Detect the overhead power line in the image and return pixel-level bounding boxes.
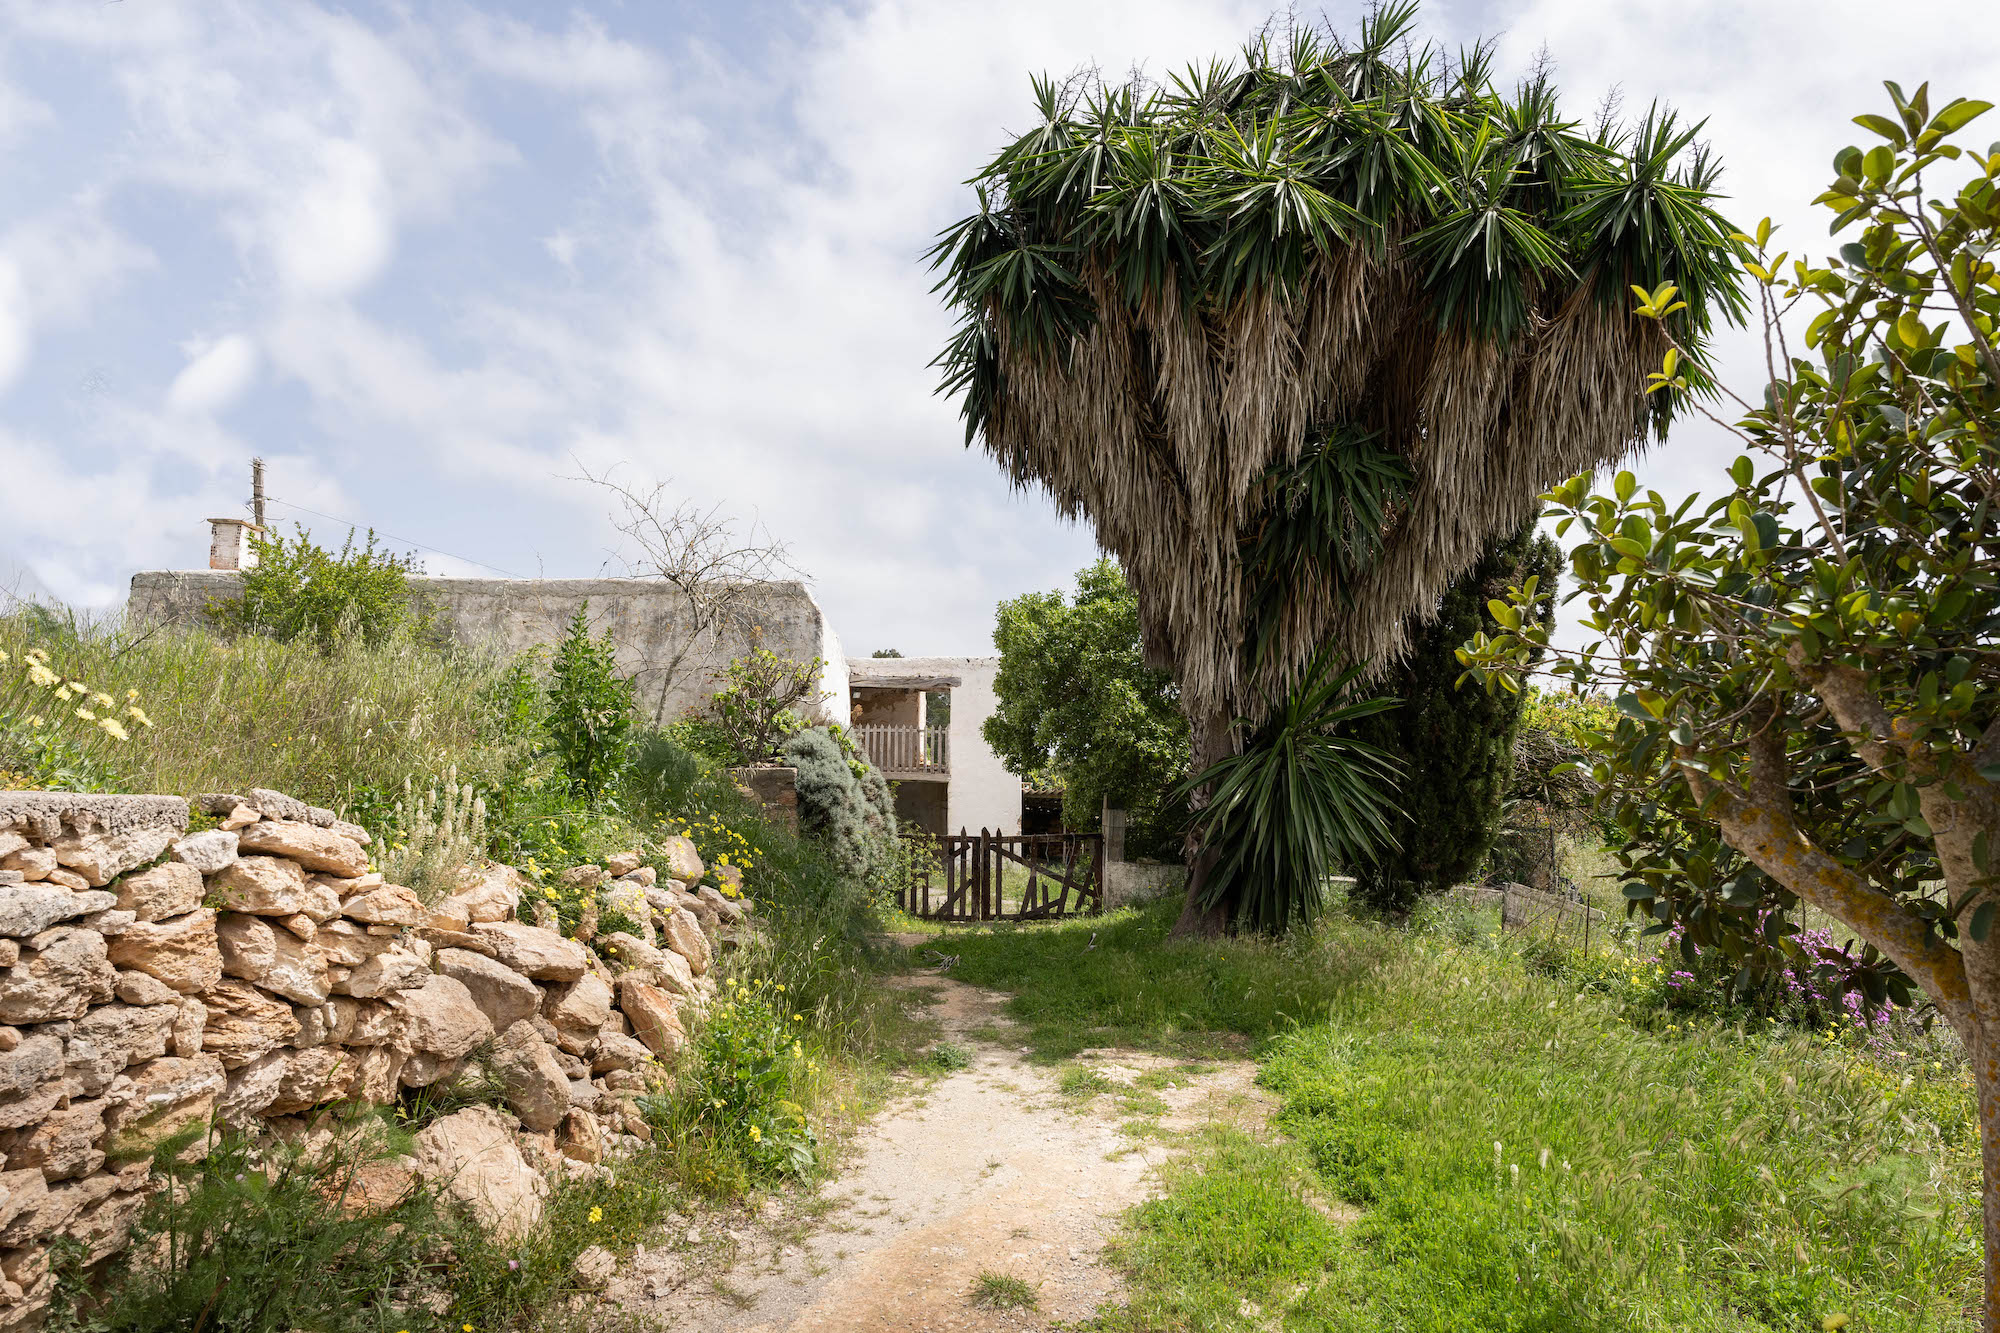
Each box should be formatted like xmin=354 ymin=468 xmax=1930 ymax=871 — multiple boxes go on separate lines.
xmin=261 ymin=494 xmax=523 ymax=579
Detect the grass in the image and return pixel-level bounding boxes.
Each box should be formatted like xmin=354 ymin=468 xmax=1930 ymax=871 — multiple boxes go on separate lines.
xmin=944 ymin=898 xmax=1981 ymax=1332
xmin=1057 ymin=1066 xmax=1115 ymax=1099
xmin=0 ymin=610 xmax=524 ymax=814
xmin=921 ymin=1041 xmax=972 ymax=1074
xmin=968 ymin=1271 xmax=1040 ymax=1310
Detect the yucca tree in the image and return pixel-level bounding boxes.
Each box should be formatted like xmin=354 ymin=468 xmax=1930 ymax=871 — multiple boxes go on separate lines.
xmin=931 ymin=5 xmax=1743 ymax=934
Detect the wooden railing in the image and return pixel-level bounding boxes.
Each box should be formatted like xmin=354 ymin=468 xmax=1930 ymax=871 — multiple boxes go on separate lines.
xmin=854 ymin=723 xmax=949 ymax=774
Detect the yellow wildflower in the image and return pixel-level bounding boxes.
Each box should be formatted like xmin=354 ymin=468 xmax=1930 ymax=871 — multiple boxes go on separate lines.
xmin=99 ymin=718 xmax=129 ymax=741
xmin=748 ymin=1125 xmax=762 ymax=1142
xmin=588 ymin=1206 xmax=602 ymax=1223
xmin=91 ymin=692 xmax=113 ymax=709
xmin=26 ymin=661 xmax=56 ymax=688
xmin=75 ymin=707 xmax=96 ymax=722
xmin=126 ymin=705 xmax=153 ymax=728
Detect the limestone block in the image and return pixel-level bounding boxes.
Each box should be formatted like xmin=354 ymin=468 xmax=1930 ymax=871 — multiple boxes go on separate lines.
xmin=200 ymin=980 xmax=299 ymax=1068
xmin=0 ymin=1171 xmax=114 ymax=1248
xmin=542 ymin=970 xmax=612 ymax=1034
xmin=615 ymin=976 xmax=686 ymax=1060
xmin=412 ymin=1107 xmax=545 ymax=1242
xmin=664 ymin=910 xmax=712 ymax=978
xmin=234 ymin=821 xmax=368 ymax=878
xmin=389 ymin=974 xmax=492 ymax=1064
xmin=435 ymin=949 xmax=540 ymax=1031
xmin=336 ymin=944 xmax=431 ymax=999
xmin=657 ymin=836 xmax=703 ymax=884
xmin=170 ymin=998 xmax=206 ymax=1058
xmin=111 ymin=862 xmax=200 ymax=924
xmin=0 ymin=1037 xmax=61 ymax=1102
xmin=590 ymin=1032 xmax=650 ymax=1074
xmin=468 ymin=922 xmax=587 ymax=982
xmin=0 ymin=1169 xmax=46 ymax=1233
xmin=216 ymin=914 xmax=330 ymax=1007
xmin=170 ymin=829 xmax=238 ymax=875
xmin=340 ymin=884 xmax=422 ymax=927
xmin=0 ymin=887 xmax=117 ymax=939
xmin=106 ymin=909 xmax=222 ymax=994
xmin=560 ymin=865 xmax=607 ymax=891
xmin=444 ymin=866 xmax=523 ymax=924
xmin=555 ymin=1108 xmax=604 ymax=1165
xmin=50 ymin=824 xmax=174 ymax=887
xmin=326 ymin=996 xmax=401 ymax=1048
xmin=0 ymin=929 xmax=116 ymax=1024
xmin=697 ymin=884 xmax=745 ymax=924
xmin=65 ymin=1003 xmax=176 ymax=1097
xmin=112 ymin=970 xmax=178 ymax=1007
xmin=267 ymin=1045 xmax=354 ymax=1116
xmin=207 ymin=857 xmax=309 ymax=916
xmin=101 ymin=1055 xmax=225 ymax=1156
xmin=314 ymin=919 xmax=394 ymax=968
xmin=491 ymin=1021 xmax=570 ymax=1132
xmin=604 ymin=852 xmax=642 ymax=877
xmin=42 ymin=868 xmax=89 ymax=893
xmin=218 ymin=1050 xmax=287 ymax=1122
xmin=0 ymin=849 xmax=52 ymax=883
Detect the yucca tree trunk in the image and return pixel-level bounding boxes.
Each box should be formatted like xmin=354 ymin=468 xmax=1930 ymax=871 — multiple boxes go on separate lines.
xmin=1170 ymin=708 xmax=1236 ymax=939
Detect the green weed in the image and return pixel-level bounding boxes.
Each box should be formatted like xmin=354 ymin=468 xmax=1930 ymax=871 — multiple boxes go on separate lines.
xmin=967 ymin=1271 xmax=1039 ymax=1310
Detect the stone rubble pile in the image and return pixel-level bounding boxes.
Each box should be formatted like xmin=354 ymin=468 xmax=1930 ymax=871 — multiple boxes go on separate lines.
xmin=0 ymin=788 xmax=752 ymax=1326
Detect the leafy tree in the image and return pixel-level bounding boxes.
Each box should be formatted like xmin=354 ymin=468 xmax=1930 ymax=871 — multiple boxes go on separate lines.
xmin=930 ymin=5 xmax=1741 ymax=934
xmin=870 ymin=649 xmax=903 ymax=658
xmin=1351 ymin=519 xmax=1560 ymax=911
xmin=543 ymin=603 xmax=634 ymax=804
xmin=985 ymin=560 xmax=1189 ymax=857
xmin=212 ymin=525 xmax=420 ymax=648
xmin=1462 ymin=84 xmax=2000 ymax=1312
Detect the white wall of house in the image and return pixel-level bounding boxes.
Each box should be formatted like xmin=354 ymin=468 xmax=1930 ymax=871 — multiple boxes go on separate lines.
xmin=848 ymin=655 xmax=1020 ymax=836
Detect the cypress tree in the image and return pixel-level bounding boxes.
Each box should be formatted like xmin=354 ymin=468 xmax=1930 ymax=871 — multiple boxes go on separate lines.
xmin=1351 ymin=520 xmax=1559 ymax=912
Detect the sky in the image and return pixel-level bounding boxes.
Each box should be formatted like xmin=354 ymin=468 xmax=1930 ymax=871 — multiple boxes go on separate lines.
xmin=0 ymin=0 xmax=1995 ymax=658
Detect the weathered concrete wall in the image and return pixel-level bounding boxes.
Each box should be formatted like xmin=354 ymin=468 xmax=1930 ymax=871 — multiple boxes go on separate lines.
xmin=127 ymin=571 xmax=846 ymax=726
xmin=860 ymin=657 xmax=1019 ymax=836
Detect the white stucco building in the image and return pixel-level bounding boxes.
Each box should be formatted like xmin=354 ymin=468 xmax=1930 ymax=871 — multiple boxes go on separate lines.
xmin=846 ymin=655 xmax=1020 ymax=837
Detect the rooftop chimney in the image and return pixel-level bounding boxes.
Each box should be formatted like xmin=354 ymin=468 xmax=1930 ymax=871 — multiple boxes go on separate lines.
xmin=207 ymin=518 xmax=260 ymax=572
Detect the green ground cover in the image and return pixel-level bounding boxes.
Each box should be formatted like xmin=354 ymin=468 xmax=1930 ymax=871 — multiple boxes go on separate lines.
xmin=946 ymin=900 xmax=1981 ymax=1332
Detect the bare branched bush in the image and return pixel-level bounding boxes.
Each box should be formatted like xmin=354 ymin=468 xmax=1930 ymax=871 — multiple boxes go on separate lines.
xmin=572 ymin=463 xmax=800 ymax=718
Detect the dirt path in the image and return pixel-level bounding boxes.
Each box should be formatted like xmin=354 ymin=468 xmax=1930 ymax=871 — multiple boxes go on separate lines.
xmin=609 ymin=969 xmax=1269 ymax=1332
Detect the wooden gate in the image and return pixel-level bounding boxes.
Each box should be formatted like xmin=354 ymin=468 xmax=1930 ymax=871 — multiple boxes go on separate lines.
xmin=897 ymin=829 xmax=1102 ymax=922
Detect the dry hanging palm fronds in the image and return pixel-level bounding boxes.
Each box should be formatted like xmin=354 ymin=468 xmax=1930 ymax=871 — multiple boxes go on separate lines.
xmin=930 ymin=4 xmax=1742 ymax=930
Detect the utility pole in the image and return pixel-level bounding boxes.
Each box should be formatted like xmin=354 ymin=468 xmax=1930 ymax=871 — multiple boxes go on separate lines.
xmin=251 ymin=457 xmax=266 ymax=529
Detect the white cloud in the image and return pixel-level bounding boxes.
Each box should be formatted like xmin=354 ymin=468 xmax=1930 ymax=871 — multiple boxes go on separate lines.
xmin=166 ymin=334 xmax=259 ymax=415
xmin=272 ymin=140 xmax=394 ymax=298
xmin=6 ymin=0 xmax=1993 ymax=658
xmin=0 ymin=259 xmax=25 ymax=393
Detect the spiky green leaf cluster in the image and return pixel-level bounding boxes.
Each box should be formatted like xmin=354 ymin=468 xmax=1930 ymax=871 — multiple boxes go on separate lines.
xmin=929 ymin=2 xmax=1744 ymax=438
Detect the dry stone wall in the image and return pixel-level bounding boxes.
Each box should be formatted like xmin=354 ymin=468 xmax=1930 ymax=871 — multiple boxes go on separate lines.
xmin=0 ymin=789 xmax=746 ymax=1327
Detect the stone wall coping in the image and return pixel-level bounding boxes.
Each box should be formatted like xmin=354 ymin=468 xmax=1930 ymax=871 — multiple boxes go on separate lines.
xmin=0 ymin=792 xmax=189 ymax=838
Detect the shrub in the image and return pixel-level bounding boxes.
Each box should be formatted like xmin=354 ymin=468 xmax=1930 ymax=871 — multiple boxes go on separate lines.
xmin=646 ymin=975 xmax=821 ymax=1193
xmin=50 ymin=1122 xmax=446 ymax=1333
xmin=210 ymin=525 xmax=421 ymax=649
xmin=1181 ymin=653 xmax=1401 ymax=935
xmin=378 ymin=774 xmax=487 ymax=904
xmin=543 ymin=604 xmax=634 ymax=805
xmin=784 ymin=726 xmax=895 ymax=883
xmin=707 ymin=647 xmax=820 ymax=765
